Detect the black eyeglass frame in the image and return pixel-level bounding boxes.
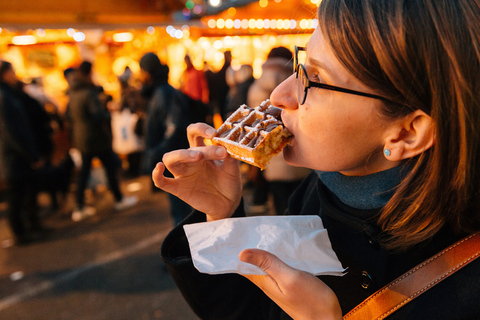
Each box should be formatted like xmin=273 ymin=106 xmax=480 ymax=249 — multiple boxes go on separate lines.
xmin=294 ymin=46 xmax=389 ymax=105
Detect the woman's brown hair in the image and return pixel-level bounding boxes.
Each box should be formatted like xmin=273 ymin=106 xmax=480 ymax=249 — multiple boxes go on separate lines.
xmin=318 ymin=0 xmax=480 ymax=250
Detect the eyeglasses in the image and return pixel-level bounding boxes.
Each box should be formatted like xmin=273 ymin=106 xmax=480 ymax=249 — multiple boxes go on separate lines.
xmin=294 ymin=46 xmax=388 ymax=105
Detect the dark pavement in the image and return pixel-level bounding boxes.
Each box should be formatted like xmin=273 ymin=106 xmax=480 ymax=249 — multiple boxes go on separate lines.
xmin=0 ymin=175 xmax=199 ymax=320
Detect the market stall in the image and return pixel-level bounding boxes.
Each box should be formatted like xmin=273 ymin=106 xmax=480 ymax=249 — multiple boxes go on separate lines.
xmin=0 ymin=0 xmax=318 ymax=111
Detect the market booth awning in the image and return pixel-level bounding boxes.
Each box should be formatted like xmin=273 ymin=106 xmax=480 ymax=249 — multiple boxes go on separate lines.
xmin=0 ymin=0 xmax=187 ymax=29
xmin=198 ymin=0 xmax=318 ymax=37
xmin=0 ymin=0 xmax=317 ymax=30
xmin=0 ymin=0 xmax=265 ymax=29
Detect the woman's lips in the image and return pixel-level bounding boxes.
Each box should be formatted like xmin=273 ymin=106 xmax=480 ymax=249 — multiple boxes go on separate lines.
xmin=281 ymin=111 xmax=293 ymax=137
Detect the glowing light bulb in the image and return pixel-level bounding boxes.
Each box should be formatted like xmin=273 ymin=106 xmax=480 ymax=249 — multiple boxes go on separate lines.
xmin=174 ymin=30 xmax=183 ymax=39
xmin=185 ymin=0 xmax=195 ymax=9
xmin=208 ymin=19 xmax=216 ymax=28
xmin=225 ymin=19 xmax=234 ymax=29
xmin=73 ymin=32 xmax=86 ymax=42
xmin=209 ymin=0 xmax=221 ymax=7
xmin=234 ymin=19 xmax=241 ymax=29
xmin=216 ymin=19 xmax=225 ymax=29
xmin=193 ymin=5 xmax=203 ymax=14
xmin=12 ymin=35 xmax=37 ymax=45
xmin=227 ymin=7 xmax=236 ymax=16
xmin=113 ymin=32 xmax=134 ymax=42
xmin=36 ymin=28 xmax=46 ymax=37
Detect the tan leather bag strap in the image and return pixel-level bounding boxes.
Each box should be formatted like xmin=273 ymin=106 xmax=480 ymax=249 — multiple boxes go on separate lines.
xmin=344 ymin=232 xmax=480 ymax=320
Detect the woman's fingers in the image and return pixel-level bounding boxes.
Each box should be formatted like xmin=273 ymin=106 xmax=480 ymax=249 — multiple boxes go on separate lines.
xmin=152 ymin=162 xmax=168 ymax=189
xmin=161 ymin=146 xmax=228 ymax=171
xmin=239 ymin=249 xmax=343 ymax=320
xmin=187 ymin=123 xmax=217 ymax=147
xmin=239 ymin=249 xmax=286 ymax=294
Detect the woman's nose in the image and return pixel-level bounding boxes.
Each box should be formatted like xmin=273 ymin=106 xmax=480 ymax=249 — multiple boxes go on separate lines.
xmin=269 ymin=74 xmax=298 ymax=110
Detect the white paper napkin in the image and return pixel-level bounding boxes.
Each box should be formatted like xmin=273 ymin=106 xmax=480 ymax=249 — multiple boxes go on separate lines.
xmin=183 ymin=215 xmax=346 ymax=276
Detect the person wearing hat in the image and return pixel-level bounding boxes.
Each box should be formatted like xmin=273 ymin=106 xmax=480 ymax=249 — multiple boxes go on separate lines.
xmin=139 ymin=52 xmax=192 ymax=226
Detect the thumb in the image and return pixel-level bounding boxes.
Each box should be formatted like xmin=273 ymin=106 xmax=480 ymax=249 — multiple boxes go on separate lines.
xmin=152 ymin=162 xmax=176 ymax=193
xmin=239 ymin=248 xmax=287 ymax=276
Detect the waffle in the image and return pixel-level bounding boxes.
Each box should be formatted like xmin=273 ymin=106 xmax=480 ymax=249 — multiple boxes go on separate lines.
xmin=212 ymin=100 xmax=292 ymax=170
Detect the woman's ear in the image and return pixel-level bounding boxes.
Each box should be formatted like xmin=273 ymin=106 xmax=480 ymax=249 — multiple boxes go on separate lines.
xmin=383 ymin=110 xmax=436 ymax=161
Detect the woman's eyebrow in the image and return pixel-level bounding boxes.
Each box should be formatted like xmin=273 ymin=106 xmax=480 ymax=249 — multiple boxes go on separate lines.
xmin=306 ymin=56 xmax=335 ymax=78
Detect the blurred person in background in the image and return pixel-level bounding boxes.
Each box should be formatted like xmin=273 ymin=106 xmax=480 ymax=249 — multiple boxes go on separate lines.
xmin=111 ymin=66 xmax=145 ymax=178
xmin=247 ymin=47 xmax=311 ymax=215
xmin=65 ymin=61 xmax=137 ymax=222
xmin=139 ymin=52 xmax=192 ymax=226
xmin=181 ymin=54 xmax=210 ymax=125
xmin=0 ymin=60 xmax=50 ymax=245
xmin=223 ymin=64 xmax=255 ymax=119
xmin=205 ymin=50 xmax=231 ymax=124
xmin=222 ymin=64 xmax=265 ymax=213
xmin=63 ymin=67 xmax=76 ymax=94
xmin=181 ymin=54 xmax=209 ymax=106
xmin=24 ymin=76 xmax=73 ymax=213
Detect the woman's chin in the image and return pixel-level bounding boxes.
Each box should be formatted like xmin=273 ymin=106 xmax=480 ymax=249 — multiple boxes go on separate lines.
xmin=282 ymin=143 xmax=296 ymax=164
xmin=283 ymin=139 xmax=309 ymax=168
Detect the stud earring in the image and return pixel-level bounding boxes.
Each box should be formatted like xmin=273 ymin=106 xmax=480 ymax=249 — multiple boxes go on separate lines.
xmin=384 ymin=149 xmax=391 ymax=157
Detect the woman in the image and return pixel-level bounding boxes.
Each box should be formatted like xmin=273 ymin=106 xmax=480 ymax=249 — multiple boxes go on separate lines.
xmin=155 ymin=0 xmax=480 ymax=318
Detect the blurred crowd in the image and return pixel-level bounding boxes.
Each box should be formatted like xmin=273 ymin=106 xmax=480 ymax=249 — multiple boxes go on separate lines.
xmin=0 ymin=47 xmax=310 ymax=247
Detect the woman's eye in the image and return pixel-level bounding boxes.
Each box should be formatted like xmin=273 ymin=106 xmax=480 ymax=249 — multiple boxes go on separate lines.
xmin=309 ymin=73 xmax=326 ymax=87
xmin=310 ymin=74 xmax=322 ymax=82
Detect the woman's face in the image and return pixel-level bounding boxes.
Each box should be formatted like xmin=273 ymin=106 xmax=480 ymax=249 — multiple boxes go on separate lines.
xmin=271 ymin=27 xmax=398 ymax=176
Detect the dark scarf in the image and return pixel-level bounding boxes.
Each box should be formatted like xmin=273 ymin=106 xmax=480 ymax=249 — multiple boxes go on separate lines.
xmin=316 ymin=165 xmax=409 ymax=210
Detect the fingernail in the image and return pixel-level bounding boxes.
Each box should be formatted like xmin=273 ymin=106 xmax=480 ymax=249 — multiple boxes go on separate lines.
xmin=206 ymin=128 xmax=216 ymax=136
xmin=215 ymin=147 xmax=226 ymax=157
xmin=189 ymin=150 xmax=199 ymax=158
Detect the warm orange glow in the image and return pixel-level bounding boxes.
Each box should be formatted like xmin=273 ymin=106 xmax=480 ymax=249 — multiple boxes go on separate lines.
xmin=113 ymin=32 xmax=134 ymax=42
xmin=225 ymin=19 xmax=234 ymax=29
xmin=12 ymin=35 xmax=37 ymax=45
xmin=227 ymin=7 xmax=236 ymax=16
xmin=216 ymin=19 xmax=225 ymax=29
xmin=0 ymin=0 xmax=316 ymax=113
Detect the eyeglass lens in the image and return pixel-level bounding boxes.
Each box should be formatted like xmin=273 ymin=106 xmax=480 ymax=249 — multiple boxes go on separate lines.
xmin=294 ymin=46 xmax=308 ymax=104
xmin=297 ymin=65 xmax=307 ymax=104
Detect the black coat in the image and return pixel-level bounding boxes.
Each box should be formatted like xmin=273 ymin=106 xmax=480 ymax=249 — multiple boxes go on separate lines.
xmin=0 ymin=83 xmax=40 ymax=181
xmin=161 ymin=172 xmax=480 ymax=319
xmin=66 ymin=80 xmax=112 ymax=154
xmin=141 ymin=83 xmax=189 ymax=175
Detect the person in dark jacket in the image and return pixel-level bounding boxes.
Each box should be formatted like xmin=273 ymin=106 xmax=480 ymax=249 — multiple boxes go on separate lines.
xmin=205 ymin=50 xmax=231 ymax=121
xmin=139 ymin=52 xmax=191 ymax=226
xmin=223 ymin=64 xmax=255 ymax=120
xmin=0 ymin=61 xmax=48 ymax=244
xmin=153 ymin=0 xmax=480 ymax=319
xmin=246 ymin=47 xmax=311 ymax=215
xmin=66 ymin=61 xmax=137 ymax=222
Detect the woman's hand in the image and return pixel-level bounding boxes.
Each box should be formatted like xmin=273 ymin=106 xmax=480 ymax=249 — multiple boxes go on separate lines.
xmin=152 ymin=123 xmax=242 ymax=221
xmin=239 ymin=249 xmax=343 ymax=320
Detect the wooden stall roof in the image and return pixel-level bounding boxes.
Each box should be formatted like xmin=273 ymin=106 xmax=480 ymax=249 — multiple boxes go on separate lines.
xmin=0 ymin=0 xmax=318 ymax=30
